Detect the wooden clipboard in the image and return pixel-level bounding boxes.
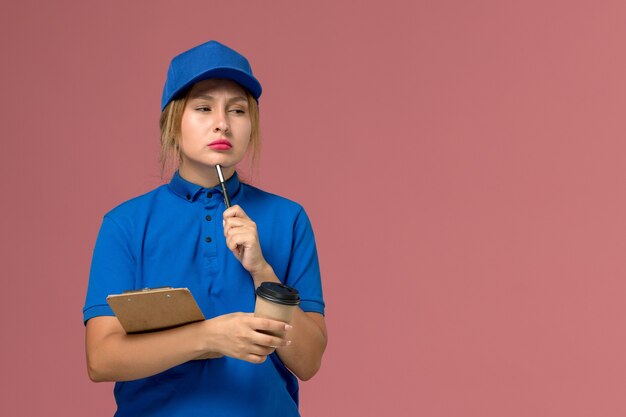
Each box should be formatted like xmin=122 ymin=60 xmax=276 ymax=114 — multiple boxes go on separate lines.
xmin=106 ymin=287 xmax=205 ymax=334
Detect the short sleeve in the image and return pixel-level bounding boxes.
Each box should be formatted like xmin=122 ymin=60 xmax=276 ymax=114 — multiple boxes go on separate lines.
xmin=284 ymin=208 xmax=325 ymax=315
xmin=83 ymin=215 xmax=136 ymax=324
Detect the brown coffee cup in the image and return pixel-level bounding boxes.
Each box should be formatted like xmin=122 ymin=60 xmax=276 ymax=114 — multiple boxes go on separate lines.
xmin=254 ymin=282 xmax=300 ymax=337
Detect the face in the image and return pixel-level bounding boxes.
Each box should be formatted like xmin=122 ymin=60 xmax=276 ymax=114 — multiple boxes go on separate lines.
xmin=179 ymin=78 xmax=252 ymax=180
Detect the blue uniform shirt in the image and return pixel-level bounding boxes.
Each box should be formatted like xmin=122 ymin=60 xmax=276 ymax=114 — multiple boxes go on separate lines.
xmin=83 ymin=171 xmax=325 ymax=417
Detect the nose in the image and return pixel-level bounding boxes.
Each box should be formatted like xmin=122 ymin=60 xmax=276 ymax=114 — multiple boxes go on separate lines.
xmin=213 ymin=108 xmax=230 ymax=133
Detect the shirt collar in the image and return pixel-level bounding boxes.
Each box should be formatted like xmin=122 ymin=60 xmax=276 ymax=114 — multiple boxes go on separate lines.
xmin=168 ymin=170 xmax=242 ymax=203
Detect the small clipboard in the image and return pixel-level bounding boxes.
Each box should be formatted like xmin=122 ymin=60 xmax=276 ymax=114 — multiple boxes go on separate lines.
xmin=106 ymin=287 xmax=205 ymax=334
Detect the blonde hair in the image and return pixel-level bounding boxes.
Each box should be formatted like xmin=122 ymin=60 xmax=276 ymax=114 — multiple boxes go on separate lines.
xmin=159 ymin=88 xmax=261 ymax=179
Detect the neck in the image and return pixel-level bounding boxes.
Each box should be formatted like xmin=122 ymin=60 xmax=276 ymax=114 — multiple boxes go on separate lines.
xmin=179 ymin=162 xmax=235 ymax=188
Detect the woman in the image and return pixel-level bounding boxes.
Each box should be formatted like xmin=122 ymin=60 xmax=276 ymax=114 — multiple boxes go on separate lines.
xmin=83 ymin=40 xmax=327 ymax=416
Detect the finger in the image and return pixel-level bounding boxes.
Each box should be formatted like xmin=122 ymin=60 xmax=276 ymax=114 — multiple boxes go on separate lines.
xmin=243 ymin=354 xmax=267 ymax=364
xmin=223 ymin=205 xmax=249 ymax=220
xmin=225 ymin=243 xmax=243 ymax=259
xmin=225 ymin=238 xmax=242 ymax=256
xmin=223 ymin=219 xmax=253 ymax=237
xmin=225 ymin=231 xmax=250 ymax=248
xmin=224 ymin=217 xmax=250 ymax=228
xmin=248 ymin=344 xmax=277 ymax=356
xmin=253 ymin=332 xmax=292 ymax=348
xmin=249 ymin=317 xmax=292 ymax=335
xmin=193 ymin=352 xmax=224 ymax=360
xmin=226 ymin=232 xmax=256 ymax=251
xmin=226 ymin=228 xmax=255 ymax=244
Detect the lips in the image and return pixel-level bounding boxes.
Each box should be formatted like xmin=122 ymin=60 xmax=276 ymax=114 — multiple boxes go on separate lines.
xmin=208 ymin=139 xmax=232 ymax=150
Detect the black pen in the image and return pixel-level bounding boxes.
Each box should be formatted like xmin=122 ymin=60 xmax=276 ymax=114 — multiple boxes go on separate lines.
xmin=216 ymin=164 xmax=242 ymax=256
xmin=215 ymin=164 xmax=231 ymax=208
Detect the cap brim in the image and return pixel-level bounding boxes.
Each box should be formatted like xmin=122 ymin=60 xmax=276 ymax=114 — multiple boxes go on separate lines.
xmin=163 ymin=67 xmax=262 ymax=110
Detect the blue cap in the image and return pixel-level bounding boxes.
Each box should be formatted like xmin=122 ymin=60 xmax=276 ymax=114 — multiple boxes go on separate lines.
xmin=161 ymin=40 xmax=262 ymax=111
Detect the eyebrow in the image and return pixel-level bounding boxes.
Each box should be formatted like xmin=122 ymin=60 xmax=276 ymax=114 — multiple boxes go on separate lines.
xmin=189 ymin=94 xmax=247 ymax=103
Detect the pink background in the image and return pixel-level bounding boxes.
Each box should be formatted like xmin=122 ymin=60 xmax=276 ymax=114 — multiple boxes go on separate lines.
xmin=2 ymin=0 xmax=626 ymax=415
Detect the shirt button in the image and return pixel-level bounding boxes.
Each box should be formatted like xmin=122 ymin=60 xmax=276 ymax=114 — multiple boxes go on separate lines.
xmin=186 ymin=193 xmax=191 ymax=200
xmin=205 ymin=215 xmax=212 ymax=221
xmin=205 ymin=236 xmax=212 ymax=243
xmin=207 ymin=192 xmax=212 ymax=198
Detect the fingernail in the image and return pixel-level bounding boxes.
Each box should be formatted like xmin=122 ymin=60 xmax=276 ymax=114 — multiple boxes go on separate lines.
xmin=286 ymin=340 xmax=292 ymax=346
xmin=285 ymin=324 xmax=293 ymax=331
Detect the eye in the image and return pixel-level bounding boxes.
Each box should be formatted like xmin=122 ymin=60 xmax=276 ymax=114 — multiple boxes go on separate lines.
xmin=196 ymin=106 xmax=211 ymax=112
xmin=229 ymin=108 xmax=247 ymax=115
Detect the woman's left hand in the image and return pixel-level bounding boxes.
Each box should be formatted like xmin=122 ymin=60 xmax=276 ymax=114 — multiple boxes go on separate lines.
xmin=223 ymin=205 xmax=269 ymax=277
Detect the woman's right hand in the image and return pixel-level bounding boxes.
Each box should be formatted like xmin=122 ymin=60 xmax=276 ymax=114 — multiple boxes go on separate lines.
xmin=201 ymin=313 xmax=292 ymax=364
